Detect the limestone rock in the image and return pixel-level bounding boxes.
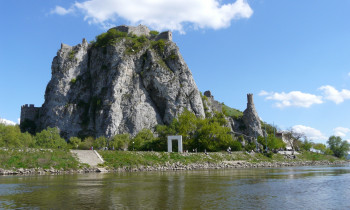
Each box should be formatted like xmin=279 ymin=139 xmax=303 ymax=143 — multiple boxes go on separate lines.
xmin=242 ymin=94 xmax=263 ymax=137
xmin=22 ymin=25 xmax=204 ymax=139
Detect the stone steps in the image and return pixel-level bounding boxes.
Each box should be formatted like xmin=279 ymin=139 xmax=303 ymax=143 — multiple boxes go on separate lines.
xmin=71 ymin=150 xmax=104 ymax=167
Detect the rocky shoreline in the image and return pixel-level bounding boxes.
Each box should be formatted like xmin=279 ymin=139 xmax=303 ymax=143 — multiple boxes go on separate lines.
xmin=1 ymin=160 xmax=348 ymax=175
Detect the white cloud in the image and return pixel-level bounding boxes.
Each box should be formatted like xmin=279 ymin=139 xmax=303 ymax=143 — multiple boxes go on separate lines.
xmin=53 ymin=0 xmax=253 ymax=32
xmin=50 ymin=6 xmax=74 ymax=16
xmin=258 ymin=90 xmax=269 ymax=96
xmin=333 ymin=127 xmax=350 ymax=137
xmin=261 ymin=91 xmax=323 ymax=108
xmin=319 ymin=85 xmax=350 ymax=104
xmin=292 ymin=125 xmax=327 ymax=141
xmin=0 ymin=118 xmax=17 ymax=126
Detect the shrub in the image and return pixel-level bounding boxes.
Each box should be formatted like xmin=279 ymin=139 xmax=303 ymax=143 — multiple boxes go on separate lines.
xmin=35 ymin=127 xmax=67 ymax=149
xmin=150 ymin=30 xmax=159 ymax=36
xmin=151 ymin=39 xmax=165 ymax=54
xmin=93 ymin=136 xmax=107 ymax=149
xmin=78 ymin=136 xmax=94 ymax=150
xmin=110 ymin=134 xmax=130 ymax=150
xmin=69 ymin=137 xmax=81 ymax=149
xmin=231 ymin=141 xmax=242 ymax=151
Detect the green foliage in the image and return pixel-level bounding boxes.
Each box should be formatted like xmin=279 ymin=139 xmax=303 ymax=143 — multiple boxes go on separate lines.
xmin=150 ymin=30 xmax=159 ymax=36
xmin=70 ymin=78 xmax=77 ymax=84
xmin=327 ymin=135 xmax=350 ymax=158
xmin=93 ymin=28 xmax=127 ymax=48
xmin=258 ymin=134 xmax=286 ymax=151
xmin=151 ymin=39 xmax=166 ymax=54
xmin=125 ymin=35 xmax=149 ymax=54
xmin=93 ymin=136 xmax=107 ymax=149
xmin=78 ymin=136 xmax=94 ymax=150
xmin=0 ymin=149 xmax=81 ymax=170
xmin=313 ymin=143 xmax=327 ymax=153
xmin=155 ymin=109 xmax=235 ymax=152
xmin=260 ymin=122 xmax=278 ymax=136
xmin=68 ymin=50 xmax=76 ymax=61
xmin=244 ymin=141 xmax=256 ymax=152
xmin=68 ymin=137 xmax=81 ymax=149
xmin=222 ymin=104 xmax=243 ymax=119
xmin=231 ymin=141 xmax=242 ymax=151
xmin=111 ymin=134 xmax=130 ymax=150
xmin=300 ymin=139 xmax=313 ymax=151
xmin=129 ymin=129 xmax=156 ymax=151
xmin=35 ymin=127 xmax=67 ymax=149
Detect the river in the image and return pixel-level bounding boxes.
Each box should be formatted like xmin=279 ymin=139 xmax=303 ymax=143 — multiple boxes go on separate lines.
xmin=1 ymin=165 xmax=350 ymax=209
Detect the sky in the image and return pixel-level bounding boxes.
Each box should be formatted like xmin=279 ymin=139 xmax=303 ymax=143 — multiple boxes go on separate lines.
xmin=0 ymin=0 xmax=350 ymax=144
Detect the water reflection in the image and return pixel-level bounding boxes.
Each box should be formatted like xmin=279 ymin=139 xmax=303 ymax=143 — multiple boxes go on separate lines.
xmin=0 ymin=165 xmax=350 ymax=209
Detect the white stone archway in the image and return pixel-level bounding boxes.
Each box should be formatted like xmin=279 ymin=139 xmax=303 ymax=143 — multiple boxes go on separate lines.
xmin=167 ymin=135 xmax=183 ymax=153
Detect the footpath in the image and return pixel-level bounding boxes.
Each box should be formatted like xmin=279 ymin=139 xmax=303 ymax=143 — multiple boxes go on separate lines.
xmin=70 ymin=150 xmax=107 ymax=172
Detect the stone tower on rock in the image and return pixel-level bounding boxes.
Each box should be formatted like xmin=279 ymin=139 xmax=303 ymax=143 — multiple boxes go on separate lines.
xmin=242 ymin=94 xmax=263 ymax=137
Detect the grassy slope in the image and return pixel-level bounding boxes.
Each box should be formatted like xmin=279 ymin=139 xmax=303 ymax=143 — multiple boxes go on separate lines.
xmin=222 ymin=104 xmax=243 ymax=118
xmin=99 ymin=151 xmax=341 ymax=169
xmin=0 ymin=149 xmax=81 ymax=170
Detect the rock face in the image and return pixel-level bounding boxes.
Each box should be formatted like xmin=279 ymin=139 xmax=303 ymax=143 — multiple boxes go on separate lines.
xmin=242 ymin=94 xmax=263 ymax=137
xmin=21 ymin=25 xmax=204 ymax=139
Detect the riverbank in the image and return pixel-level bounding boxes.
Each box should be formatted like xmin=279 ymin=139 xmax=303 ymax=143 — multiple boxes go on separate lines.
xmin=0 ymin=149 xmax=348 ymax=175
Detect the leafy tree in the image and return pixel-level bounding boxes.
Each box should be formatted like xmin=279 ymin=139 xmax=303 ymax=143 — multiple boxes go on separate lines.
xmin=35 ymin=127 xmax=67 ymax=148
xmin=327 ymin=136 xmax=350 ymax=158
xmin=313 ymin=143 xmax=327 ymax=153
xmin=300 ymin=139 xmax=313 ymax=151
xmin=93 ymin=136 xmax=107 ymax=149
xmin=258 ymin=134 xmax=286 ymax=151
xmin=110 ymin=134 xmax=130 ymax=150
xmin=78 ymin=136 xmax=94 ymax=150
xmin=69 ymin=137 xmax=81 ymax=149
xmin=19 ymin=132 xmax=35 ymax=148
xmin=130 ymin=129 xmax=156 ymax=151
xmin=0 ymin=124 xmax=22 ymax=147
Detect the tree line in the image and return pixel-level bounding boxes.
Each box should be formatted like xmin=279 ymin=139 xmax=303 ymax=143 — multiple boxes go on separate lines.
xmin=1 ymin=110 xmax=349 ymax=158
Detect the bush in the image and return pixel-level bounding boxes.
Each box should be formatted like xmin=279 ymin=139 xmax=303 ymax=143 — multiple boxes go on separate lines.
xmin=78 ymin=137 xmax=94 ymax=150
xmin=35 ymin=127 xmax=67 ymax=149
xmin=69 ymin=137 xmax=81 ymax=149
xmin=93 ymin=136 xmax=107 ymax=149
xmin=327 ymin=136 xmax=350 ymax=158
xmin=130 ymin=129 xmax=156 ymax=151
xmin=150 ymin=30 xmax=159 ymax=36
xmin=151 ymin=39 xmax=165 ymax=54
xmin=110 ymin=134 xmax=130 ymax=150
xmin=231 ymin=141 xmax=242 ymax=151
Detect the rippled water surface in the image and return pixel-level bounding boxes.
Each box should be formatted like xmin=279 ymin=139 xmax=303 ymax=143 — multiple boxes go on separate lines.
xmin=1 ymin=165 xmax=350 ymax=209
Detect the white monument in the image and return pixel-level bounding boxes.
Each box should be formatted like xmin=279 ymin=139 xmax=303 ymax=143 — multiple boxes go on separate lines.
xmin=167 ymin=135 xmax=183 ymax=153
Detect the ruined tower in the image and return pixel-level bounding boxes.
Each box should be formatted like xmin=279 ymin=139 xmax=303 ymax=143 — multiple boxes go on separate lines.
xmin=242 ymin=94 xmax=263 ymax=137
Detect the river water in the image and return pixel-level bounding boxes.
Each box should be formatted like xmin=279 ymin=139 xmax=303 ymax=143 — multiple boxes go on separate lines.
xmin=1 ymin=165 xmax=350 ymax=209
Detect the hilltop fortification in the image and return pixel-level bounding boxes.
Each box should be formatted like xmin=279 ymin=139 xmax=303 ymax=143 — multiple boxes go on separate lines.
xmin=20 ymin=25 xmax=263 ymax=140
xmin=21 ymin=25 xmax=203 ymax=139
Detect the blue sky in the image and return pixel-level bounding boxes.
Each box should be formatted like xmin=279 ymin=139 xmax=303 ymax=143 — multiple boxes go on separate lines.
xmin=1 ymin=0 xmax=350 ymax=144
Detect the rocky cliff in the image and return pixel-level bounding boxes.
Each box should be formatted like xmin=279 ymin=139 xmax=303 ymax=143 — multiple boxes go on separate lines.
xmin=21 ymin=25 xmax=264 ymax=141
xmin=23 ymin=25 xmax=204 ymax=139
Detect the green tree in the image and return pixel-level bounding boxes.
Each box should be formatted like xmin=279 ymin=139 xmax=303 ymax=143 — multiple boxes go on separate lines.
xmin=35 ymin=127 xmax=67 ymax=148
xmin=327 ymin=135 xmax=350 ymax=158
xmin=301 ymin=139 xmax=313 ymax=151
xmin=313 ymin=143 xmax=327 ymax=153
xmin=93 ymin=136 xmax=107 ymax=149
xmin=130 ymin=129 xmax=155 ymax=151
xmin=78 ymin=136 xmax=94 ymax=150
xmin=111 ymin=134 xmax=130 ymax=150
xmin=69 ymin=137 xmax=81 ymax=149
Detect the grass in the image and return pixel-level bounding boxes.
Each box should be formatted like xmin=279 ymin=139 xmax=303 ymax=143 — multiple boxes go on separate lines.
xmin=0 ymin=149 xmax=82 ymax=170
xmin=98 ymin=150 xmax=343 ymax=169
xmin=222 ymin=104 xmax=243 ymax=118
